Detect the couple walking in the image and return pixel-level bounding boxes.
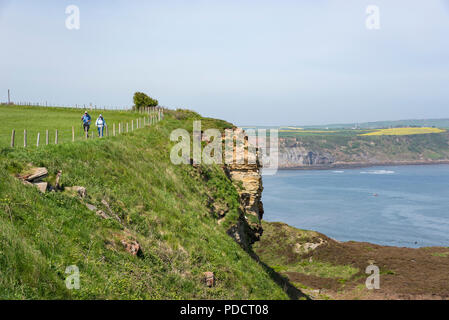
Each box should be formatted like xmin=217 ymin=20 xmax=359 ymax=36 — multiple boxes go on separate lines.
xmin=81 ymin=111 xmax=107 ymax=137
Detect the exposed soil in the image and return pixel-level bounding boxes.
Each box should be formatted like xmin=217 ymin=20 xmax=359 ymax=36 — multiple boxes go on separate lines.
xmin=254 ymin=221 xmax=449 ymax=300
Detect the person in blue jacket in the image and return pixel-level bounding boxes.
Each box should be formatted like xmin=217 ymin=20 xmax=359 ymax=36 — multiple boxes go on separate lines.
xmin=81 ymin=111 xmax=91 ymax=137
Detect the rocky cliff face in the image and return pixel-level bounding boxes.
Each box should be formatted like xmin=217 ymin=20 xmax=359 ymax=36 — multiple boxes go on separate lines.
xmin=276 ymin=134 xmax=449 ymax=169
xmin=275 ymin=137 xmax=336 ymax=168
xmin=223 ymin=129 xmax=264 ymax=250
xmin=279 ymin=146 xmax=335 ymax=168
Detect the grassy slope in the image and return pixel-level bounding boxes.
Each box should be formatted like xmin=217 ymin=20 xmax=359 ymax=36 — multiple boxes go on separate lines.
xmin=0 ymin=108 xmax=288 ymax=299
xmin=254 ymin=221 xmax=449 ymax=300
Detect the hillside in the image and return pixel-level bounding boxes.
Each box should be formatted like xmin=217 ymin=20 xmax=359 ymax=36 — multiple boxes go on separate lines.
xmin=0 ymin=107 xmax=294 ymax=299
xmin=301 ymin=118 xmax=449 ymax=129
xmin=254 ymin=221 xmax=449 ymax=300
xmin=277 ymin=129 xmax=449 ymax=169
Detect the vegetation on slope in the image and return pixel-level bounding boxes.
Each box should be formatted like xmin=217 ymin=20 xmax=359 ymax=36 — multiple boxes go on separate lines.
xmin=360 ymin=127 xmax=446 ymax=136
xmin=254 ymin=221 xmax=449 ymax=300
xmin=279 ymin=129 xmax=449 ymax=165
xmin=0 ymin=108 xmax=288 ymax=299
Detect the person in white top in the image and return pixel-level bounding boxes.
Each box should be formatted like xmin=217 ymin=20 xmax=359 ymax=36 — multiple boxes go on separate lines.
xmin=95 ymin=114 xmax=106 ymax=137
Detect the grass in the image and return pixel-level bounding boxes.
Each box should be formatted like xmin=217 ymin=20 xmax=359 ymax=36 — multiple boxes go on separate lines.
xmin=431 ymin=252 xmax=449 ymax=258
xmin=253 ymin=222 xmax=359 ymax=281
xmin=287 ymin=260 xmax=358 ymax=280
xmin=0 ymin=105 xmax=154 ymax=147
xmin=360 ymin=127 xmax=446 ymax=136
xmin=0 ymin=106 xmax=289 ymax=299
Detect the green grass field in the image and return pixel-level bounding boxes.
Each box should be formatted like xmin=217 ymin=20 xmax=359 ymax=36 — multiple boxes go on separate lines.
xmin=0 ymin=106 xmax=289 ymax=299
xmin=0 ymin=105 xmax=155 ymax=147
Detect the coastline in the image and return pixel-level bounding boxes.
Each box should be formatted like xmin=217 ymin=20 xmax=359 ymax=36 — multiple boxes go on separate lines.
xmin=254 ymin=221 xmax=449 ymax=300
xmin=277 ymin=159 xmax=449 ymax=170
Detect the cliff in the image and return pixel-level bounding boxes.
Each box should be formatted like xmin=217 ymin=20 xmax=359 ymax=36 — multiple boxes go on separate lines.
xmin=0 ymin=108 xmax=289 ymax=299
xmin=224 ymin=129 xmax=264 ymax=250
xmin=277 ymin=133 xmax=449 ymax=169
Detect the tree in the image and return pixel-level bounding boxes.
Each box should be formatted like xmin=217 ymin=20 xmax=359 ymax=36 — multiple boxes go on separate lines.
xmin=133 ymin=92 xmax=158 ymax=110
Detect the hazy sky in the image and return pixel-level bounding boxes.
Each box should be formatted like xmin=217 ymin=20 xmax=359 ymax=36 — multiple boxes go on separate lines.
xmin=1 ymin=0 xmax=448 ymax=125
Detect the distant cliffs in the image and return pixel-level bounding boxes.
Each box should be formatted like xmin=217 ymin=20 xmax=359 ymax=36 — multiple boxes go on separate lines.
xmin=279 ymin=147 xmax=335 ymax=168
xmin=276 ymin=133 xmax=449 ymax=169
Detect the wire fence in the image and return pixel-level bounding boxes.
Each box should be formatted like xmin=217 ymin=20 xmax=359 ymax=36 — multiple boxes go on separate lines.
xmin=8 ymin=107 xmax=164 ymax=148
xmin=0 ymin=101 xmax=132 ymax=111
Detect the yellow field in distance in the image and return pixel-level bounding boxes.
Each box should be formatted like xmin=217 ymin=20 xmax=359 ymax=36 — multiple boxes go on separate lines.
xmin=360 ymin=127 xmax=446 ymax=136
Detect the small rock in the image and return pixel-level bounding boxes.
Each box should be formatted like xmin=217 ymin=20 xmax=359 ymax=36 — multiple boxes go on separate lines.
xmin=34 ymin=182 xmax=48 ymax=193
xmin=101 ymin=199 xmax=121 ymax=223
xmin=120 ymin=239 xmax=142 ymax=256
xmin=55 ymin=170 xmax=62 ymax=190
xmin=21 ymin=180 xmax=33 ymax=187
xmin=85 ymin=203 xmax=97 ymax=211
xmin=23 ymin=167 xmax=48 ymax=182
xmin=96 ymin=210 xmax=109 ymax=219
xmin=203 ymin=272 xmax=215 ymax=287
xmin=66 ymin=186 xmax=87 ymax=198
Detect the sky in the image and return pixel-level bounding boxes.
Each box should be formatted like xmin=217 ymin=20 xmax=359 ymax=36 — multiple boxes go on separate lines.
xmin=0 ymin=0 xmax=448 ymax=126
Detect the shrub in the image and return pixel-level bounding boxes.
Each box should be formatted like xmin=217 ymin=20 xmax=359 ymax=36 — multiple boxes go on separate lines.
xmin=133 ymin=92 xmax=158 ymax=111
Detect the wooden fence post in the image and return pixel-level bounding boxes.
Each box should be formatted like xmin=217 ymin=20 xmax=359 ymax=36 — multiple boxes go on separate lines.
xmin=85 ymin=129 xmax=88 ymax=139
xmin=46 ymin=130 xmax=49 ymax=145
xmin=119 ymin=123 xmax=121 ymax=134
xmin=113 ymin=123 xmax=116 ymax=136
xmin=126 ymin=123 xmax=129 ymax=133
xmin=24 ymin=130 xmax=27 ymax=147
xmin=11 ymin=129 xmax=15 ymax=147
xmin=37 ymin=133 xmax=40 ymax=147
xmin=72 ymin=126 xmax=75 ymax=142
xmin=132 ymin=120 xmax=134 ymax=131
xmin=106 ymin=125 xmax=109 ymax=137
xmin=55 ymin=129 xmax=58 ymax=144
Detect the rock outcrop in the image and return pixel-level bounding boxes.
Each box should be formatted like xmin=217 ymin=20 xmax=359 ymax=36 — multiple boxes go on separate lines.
xmin=223 ymin=128 xmax=264 ymax=250
xmin=17 ymin=167 xmax=49 ymax=192
xmin=278 ymin=146 xmax=335 ymax=168
xmin=203 ymin=271 xmax=215 ymax=287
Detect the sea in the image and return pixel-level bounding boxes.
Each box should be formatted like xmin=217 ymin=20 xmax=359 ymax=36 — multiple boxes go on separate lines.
xmin=262 ymin=164 xmax=449 ymax=248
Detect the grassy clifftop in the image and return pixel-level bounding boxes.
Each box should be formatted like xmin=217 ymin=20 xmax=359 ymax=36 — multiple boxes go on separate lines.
xmin=0 ymin=108 xmax=288 ymax=299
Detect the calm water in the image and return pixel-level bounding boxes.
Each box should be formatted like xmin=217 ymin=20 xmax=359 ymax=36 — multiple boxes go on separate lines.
xmin=262 ymin=165 xmax=449 ymax=248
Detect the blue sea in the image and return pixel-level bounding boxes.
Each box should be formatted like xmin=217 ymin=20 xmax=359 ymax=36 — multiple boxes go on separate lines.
xmin=262 ymin=165 xmax=449 ymax=248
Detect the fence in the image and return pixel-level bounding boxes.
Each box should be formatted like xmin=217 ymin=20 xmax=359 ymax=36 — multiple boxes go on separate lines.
xmin=9 ymin=107 xmax=164 ymax=148
xmin=1 ymin=101 xmax=130 ymax=111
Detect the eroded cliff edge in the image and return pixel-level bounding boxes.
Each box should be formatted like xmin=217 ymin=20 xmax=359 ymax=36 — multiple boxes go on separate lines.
xmin=223 ymin=129 xmax=264 ymax=250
